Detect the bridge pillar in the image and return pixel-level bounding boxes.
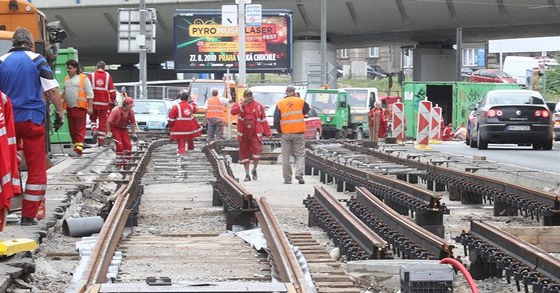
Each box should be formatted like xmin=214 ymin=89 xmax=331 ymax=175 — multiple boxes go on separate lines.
xmin=292 ymin=39 xmax=337 ymax=88
xmin=412 ymin=44 xmax=457 ymax=82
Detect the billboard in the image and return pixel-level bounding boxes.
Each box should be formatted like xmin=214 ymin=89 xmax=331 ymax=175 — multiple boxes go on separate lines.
xmin=174 ymin=9 xmax=292 ymax=73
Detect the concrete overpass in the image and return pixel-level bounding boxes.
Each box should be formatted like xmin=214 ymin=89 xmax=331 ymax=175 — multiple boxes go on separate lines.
xmin=33 ymin=0 xmax=560 ymax=83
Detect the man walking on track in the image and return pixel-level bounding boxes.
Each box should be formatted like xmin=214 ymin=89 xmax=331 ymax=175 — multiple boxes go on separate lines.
xmin=205 ymin=88 xmax=230 ymax=142
xmin=167 ymin=90 xmax=202 ymax=159
xmin=89 ymin=61 xmax=116 ymax=146
xmin=62 ymin=59 xmax=93 ymax=157
xmin=231 ymin=90 xmax=272 ymax=182
xmin=107 ymin=97 xmax=137 ymax=169
xmin=0 ymin=28 xmax=65 ymax=225
xmin=274 ymin=86 xmax=309 ymax=185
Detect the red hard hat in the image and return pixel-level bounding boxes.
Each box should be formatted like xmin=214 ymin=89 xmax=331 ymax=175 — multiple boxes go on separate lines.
xmin=124 ymin=97 xmax=134 ymax=106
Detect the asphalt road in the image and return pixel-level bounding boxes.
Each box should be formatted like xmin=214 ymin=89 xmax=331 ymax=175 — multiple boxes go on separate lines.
xmin=427 ymin=140 xmax=560 ymax=175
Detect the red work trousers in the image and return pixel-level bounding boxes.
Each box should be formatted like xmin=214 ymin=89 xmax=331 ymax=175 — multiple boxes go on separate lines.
xmin=113 ymin=127 xmax=131 ymax=168
xmin=15 ymin=121 xmax=47 ymax=219
xmin=67 ymin=107 xmax=87 ymax=154
xmin=175 ymin=139 xmax=194 ymax=155
xmin=90 ymin=109 xmax=109 ymax=144
xmin=238 ymin=128 xmax=262 ymax=164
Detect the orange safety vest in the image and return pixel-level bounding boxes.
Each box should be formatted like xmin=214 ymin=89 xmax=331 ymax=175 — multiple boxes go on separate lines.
xmin=206 ymin=96 xmax=225 ymax=119
xmin=277 ymin=96 xmax=306 ymax=134
xmin=63 ymin=73 xmax=89 ymax=109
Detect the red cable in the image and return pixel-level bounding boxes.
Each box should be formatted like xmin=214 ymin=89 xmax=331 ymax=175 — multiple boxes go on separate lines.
xmin=440 ymin=258 xmax=479 ymax=293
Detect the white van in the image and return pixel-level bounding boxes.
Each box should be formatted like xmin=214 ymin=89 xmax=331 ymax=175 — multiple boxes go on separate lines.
xmin=503 ymin=56 xmax=558 ymax=86
xmin=248 ymin=85 xmax=308 ymax=110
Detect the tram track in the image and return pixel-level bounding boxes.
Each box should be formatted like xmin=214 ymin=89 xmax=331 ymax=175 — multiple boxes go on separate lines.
xmin=302 ymin=140 xmax=560 ymax=293
xmin=71 ymin=139 xmax=362 ymax=293
xmin=45 ymin=136 xmax=558 ymax=293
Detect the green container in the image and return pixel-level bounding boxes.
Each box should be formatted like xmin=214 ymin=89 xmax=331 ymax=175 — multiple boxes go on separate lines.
xmin=49 ymin=47 xmax=79 ymax=144
xmin=403 ymin=81 xmax=522 ymax=138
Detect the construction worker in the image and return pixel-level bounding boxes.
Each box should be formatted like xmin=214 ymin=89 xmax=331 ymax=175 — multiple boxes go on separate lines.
xmin=0 ymin=28 xmax=65 ymax=225
xmin=167 ymin=90 xmax=202 ymax=158
xmin=231 ymin=89 xmax=272 ymax=182
xmin=107 ymin=97 xmax=137 ymax=169
xmin=62 ymin=59 xmax=93 ymax=157
xmin=368 ymin=100 xmax=388 ymax=143
xmin=0 ymin=91 xmax=20 ymax=230
xmin=205 ymin=88 xmax=230 ymax=142
xmin=273 ymin=86 xmax=309 ymax=184
xmin=88 ymin=61 xmax=116 ymax=146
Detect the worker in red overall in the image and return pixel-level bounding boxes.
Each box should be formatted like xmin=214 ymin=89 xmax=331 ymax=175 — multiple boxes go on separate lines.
xmin=0 ymin=91 xmax=21 ymax=230
xmin=88 ymin=61 xmax=116 ymax=146
xmin=369 ymin=100 xmax=388 ymax=141
xmin=230 ymin=90 xmax=272 ymax=182
xmin=107 ymin=97 xmax=137 ymax=169
xmin=167 ymin=90 xmax=202 ymax=158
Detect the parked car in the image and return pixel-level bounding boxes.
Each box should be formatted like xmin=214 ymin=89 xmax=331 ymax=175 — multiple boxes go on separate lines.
xmin=554 ymin=114 xmax=560 ymax=141
xmin=367 ymin=65 xmax=389 ymax=80
xmin=469 ymin=69 xmax=516 ymax=84
xmin=468 ymin=89 xmax=553 ymax=150
xmin=265 ymin=106 xmax=323 ymax=139
xmin=461 ymin=67 xmax=474 ymax=81
xmin=134 ymin=99 xmax=173 ymax=133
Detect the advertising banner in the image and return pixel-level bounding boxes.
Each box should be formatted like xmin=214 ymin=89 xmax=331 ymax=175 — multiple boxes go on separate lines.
xmin=174 ymin=9 xmax=292 ymax=73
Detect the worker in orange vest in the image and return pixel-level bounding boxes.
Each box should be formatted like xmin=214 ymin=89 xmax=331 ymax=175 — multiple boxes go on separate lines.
xmin=62 ymin=59 xmax=93 ymax=157
xmin=273 ymin=86 xmax=309 ymax=185
xmin=205 ymin=88 xmax=230 ymax=142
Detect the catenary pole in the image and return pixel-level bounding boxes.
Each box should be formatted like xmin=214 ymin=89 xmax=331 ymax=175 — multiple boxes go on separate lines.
xmin=139 ymin=0 xmax=147 ymax=99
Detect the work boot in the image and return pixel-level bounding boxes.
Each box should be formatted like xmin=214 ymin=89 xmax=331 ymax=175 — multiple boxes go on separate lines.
xmin=252 ymin=169 xmax=258 ymax=181
xmin=244 ymin=174 xmax=251 ymax=182
xmin=20 ymin=217 xmax=38 ymax=226
xmin=295 ymin=175 xmax=305 ymax=184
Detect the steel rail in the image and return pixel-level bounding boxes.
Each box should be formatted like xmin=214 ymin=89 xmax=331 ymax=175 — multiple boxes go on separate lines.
xmin=351 ymin=187 xmax=454 ymax=260
xmin=344 ymin=143 xmax=560 ymax=224
xmin=304 ymin=186 xmax=390 ymax=260
xmin=459 ymin=220 xmax=560 ymax=293
xmin=75 ymin=139 xmax=167 ymax=292
xmin=256 ymin=197 xmax=312 ymax=293
xmin=305 ymin=150 xmax=447 ymax=236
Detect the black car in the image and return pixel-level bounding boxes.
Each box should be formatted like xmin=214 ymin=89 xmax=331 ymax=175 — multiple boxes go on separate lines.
xmin=367 ymin=65 xmax=389 ymax=80
xmin=468 ymin=89 xmax=553 ymax=150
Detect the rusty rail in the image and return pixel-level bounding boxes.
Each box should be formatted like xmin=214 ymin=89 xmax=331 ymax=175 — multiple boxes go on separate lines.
xmin=344 ymin=143 xmax=560 ymax=225
xmin=257 ymin=197 xmax=312 ymax=293
xmin=304 ymin=186 xmax=390 ymax=260
xmin=349 ymin=187 xmax=454 ymax=260
xmin=458 ymin=220 xmax=560 ymax=293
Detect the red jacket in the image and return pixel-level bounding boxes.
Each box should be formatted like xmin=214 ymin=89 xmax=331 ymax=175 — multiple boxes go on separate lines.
xmin=167 ymin=101 xmax=203 ymax=140
xmin=88 ymin=70 xmax=116 ymax=110
xmin=0 ymin=91 xmax=21 ymax=219
xmin=230 ymin=100 xmax=271 ymax=142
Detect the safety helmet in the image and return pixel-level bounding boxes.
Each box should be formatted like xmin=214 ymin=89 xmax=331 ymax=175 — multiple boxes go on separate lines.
xmin=124 ymin=97 xmax=134 ymax=106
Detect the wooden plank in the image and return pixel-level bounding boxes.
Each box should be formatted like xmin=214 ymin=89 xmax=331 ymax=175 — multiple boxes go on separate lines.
xmin=316 ymin=289 xmax=361 ymax=293
xmin=315 ymin=282 xmax=355 ymax=287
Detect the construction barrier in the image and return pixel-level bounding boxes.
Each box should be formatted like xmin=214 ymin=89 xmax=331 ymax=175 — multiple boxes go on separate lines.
xmin=391 ymin=102 xmax=405 ymax=143
xmin=429 ymin=105 xmax=442 ymax=144
xmin=415 ymin=100 xmax=432 ymax=150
